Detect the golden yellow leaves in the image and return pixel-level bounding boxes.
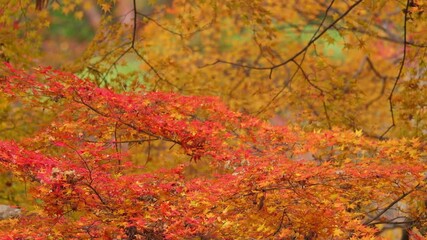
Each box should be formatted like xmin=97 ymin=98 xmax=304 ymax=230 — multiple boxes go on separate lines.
xmin=100 ymin=3 xmax=112 ymax=13
xmin=355 ymin=129 xmax=363 ymax=137
xmin=51 ymin=0 xmax=110 ymax=19
xmin=51 ymin=2 xmax=60 ymax=10
xmin=333 ymin=228 xmax=344 ymax=237
xmin=74 ymin=11 xmax=84 ymax=20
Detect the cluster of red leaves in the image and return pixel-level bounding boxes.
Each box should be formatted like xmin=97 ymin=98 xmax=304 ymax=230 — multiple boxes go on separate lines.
xmin=0 ymin=64 xmax=426 ymax=239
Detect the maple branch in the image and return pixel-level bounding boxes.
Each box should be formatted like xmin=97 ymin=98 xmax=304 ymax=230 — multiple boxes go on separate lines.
xmin=207 ymin=0 xmax=356 ymax=121
xmin=114 ymin=121 xmax=120 ymax=157
xmin=83 ymin=182 xmax=111 ymax=210
xmin=92 ymin=42 xmax=131 ymax=67
xmin=337 ymin=26 xmax=427 ymax=48
xmin=84 ymin=138 xmax=159 ymax=144
xmin=130 ymin=1 xmax=179 ymax=90
xmin=271 ymin=208 xmax=289 ymax=236
xmin=366 ymin=57 xmax=389 ymax=81
xmin=370 ymin=219 xmax=414 ymax=226
xmin=322 ymin=100 xmax=332 ymax=129
xmin=138 ymin=12 xmax=183 ymax=37
xmin=364 ymin=57 xmax=390 ymax=108
xmin=146 ymin=136 xmax=152 ymax=165
xmin=85 ymin=41 xmax=131 ymax=84
xmin=380 ymin=0 xmax=410 ymax=139
xmin=311 ymin=0 xmax=336 ymax=43
xmin=203 ymin=0 xmax=363 ymax=76
xmin=73 ymin=95 xmax=108 ymax=117
xmin=137 ymin=12 xmax=216 ymax=38
xmin=131 ymin=0 xmax=137 ymax=48
xmin=291 ymin=59 xmax=327 ymax=94
xmin=132 ymin=47 xmax=179 ymax=90
xmin=58 ymin=142 xmax=113 ymax=211
xmin=99 ymin=0 xmax=179 ymax=90
xmin=103 ymin=47 xmax=132 ymax=82
xmin=273 ymin=59 xmax=332 ymax=129
xmin=255 ymin=59 xmax=298 ymax=115
xmin=363 ymin=184 xmax=420 ymax=226
xmin=256 ymin=0 xmax=335 ymax=114
xmin=273 ymin=0 xmax=362 ymax=71
xmin=72 ymin=95 xmax=178 ymax=144
xmin=318 ymin=0 xmax=424 ymax=48
xmin=135 ymin=0 xmax=217 ymax=48
xmin=61 ymin=142 xmax=96 ymax=185
xmin=82 ymin=220 xmax=98 ymax=239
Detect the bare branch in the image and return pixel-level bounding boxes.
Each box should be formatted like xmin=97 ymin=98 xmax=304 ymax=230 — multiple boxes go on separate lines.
xmin=363 ymin=184 xmax=420 ymax=226
xmin=365 ymin=57 xmax=390 ymax=108
xmin=203 ymin=0 xmax=363 ymax=74
xmin=380 ymin=0 xmax=411 ymax=139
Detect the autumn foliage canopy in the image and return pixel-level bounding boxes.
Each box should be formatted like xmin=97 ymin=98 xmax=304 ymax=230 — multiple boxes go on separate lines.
xmin=0 ymin=0 xmax=427 ymax=239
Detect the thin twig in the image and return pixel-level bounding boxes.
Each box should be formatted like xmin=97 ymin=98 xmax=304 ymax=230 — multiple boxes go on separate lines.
xmin=365 ymin=57 xmax=390 ymax=108
xmin=363 ymin=184 xmax=420 ymax=226
xmin=380 ymin=0 xmax=410 ymax=139
xmin=202 ymin=0 xmax=363 ymax=78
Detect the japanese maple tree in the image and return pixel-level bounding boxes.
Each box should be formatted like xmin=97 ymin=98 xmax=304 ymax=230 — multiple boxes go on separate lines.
xmin=0 ymin=0 xmax=427 ymax=239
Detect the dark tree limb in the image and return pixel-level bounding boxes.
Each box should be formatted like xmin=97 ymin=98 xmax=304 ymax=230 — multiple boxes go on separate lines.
xmin=201 ymin=0 xmax=363 ymax=79
xmin=380 ymin=0 xmax=411 ymax=139
xmin=363 ymin=184 xmax=421 ymax=226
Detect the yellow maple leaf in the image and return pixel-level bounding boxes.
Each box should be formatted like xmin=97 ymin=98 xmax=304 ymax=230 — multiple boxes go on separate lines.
xmin=74 ymin=11 xmax=84 ymax=20
xmin=100 ymin=3 xmax=111 ymax=12
xmin=333 ymin=228 xmax=344 ymax=236
xmin=256 ymin=224 xmax=266 ymax=232
xmin=355 ymin=129 xmax=363 ymax=137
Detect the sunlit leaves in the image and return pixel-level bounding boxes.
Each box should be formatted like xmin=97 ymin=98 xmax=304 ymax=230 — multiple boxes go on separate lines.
xmin=0 ymin=66 xmax=426 ymax=238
